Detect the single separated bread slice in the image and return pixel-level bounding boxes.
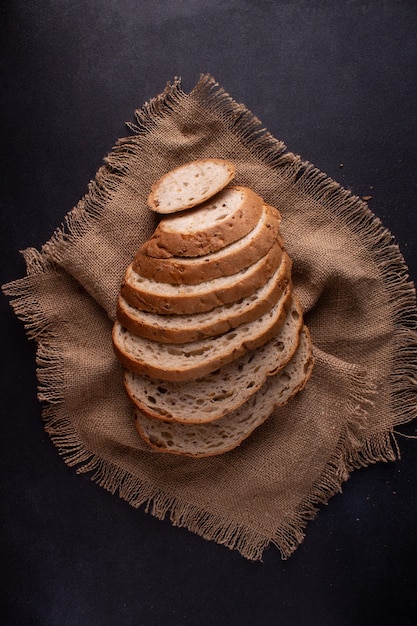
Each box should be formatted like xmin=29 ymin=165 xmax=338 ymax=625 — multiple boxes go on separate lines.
xmin=133 ymin=204 xmax=283 ymax=285
xmin=116 ymin=252 xmax=292 ymax=343
xmin=141 ymin=186 xmax=264 ymax=258
xmin=134 ymin=326 xmax=314 ymax=457
xmin=124 ymin=295 xmax=302 ymax=424
xmin=147 ymin=158 xmax=236 ymax=214
xmin=121 ymin=240 xmax=283 ymax=316
xmin=112 ymin=293 xmax=302 ymax=382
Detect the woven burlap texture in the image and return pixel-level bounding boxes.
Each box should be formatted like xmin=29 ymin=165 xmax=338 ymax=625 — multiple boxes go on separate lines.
xmin=4 ymin=75 xmax=417 ymax=560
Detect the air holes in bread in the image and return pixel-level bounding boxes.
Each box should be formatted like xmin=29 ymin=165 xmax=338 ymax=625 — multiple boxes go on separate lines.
xmin=114 ymin=160 xmax=313 ymax=455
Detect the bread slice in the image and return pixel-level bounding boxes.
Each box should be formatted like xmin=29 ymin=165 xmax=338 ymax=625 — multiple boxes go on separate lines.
xmin=134 ymin=326 xmax=314 ymax=457
xmin=147 ymin=158 xmax=236 ymax=214
xmin=112 ymin=293 xmax=302 ymax=382
xmin=124 ymin=295 xmax=303 ymax=424
xmin=132 ymin=204 xmax=283 ymax=285
xmin=121 ymin=240 xmax=283 ymax=316
xmin=141 ymin=186 xmax=264 ymax=258
xmin=116 ymin=252 xmax=292 ymax=343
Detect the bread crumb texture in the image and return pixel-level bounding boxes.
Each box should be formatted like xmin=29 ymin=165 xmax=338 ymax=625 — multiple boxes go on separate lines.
xmin=113 ymin=158 xmax=313 ymax=456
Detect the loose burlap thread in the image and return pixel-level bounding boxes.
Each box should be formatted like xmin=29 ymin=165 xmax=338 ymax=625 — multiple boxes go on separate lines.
xmin=4 ymin=75 xmax=417 ymax=560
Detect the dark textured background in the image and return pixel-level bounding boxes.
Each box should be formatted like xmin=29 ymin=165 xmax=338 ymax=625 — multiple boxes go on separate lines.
xmin=1 ymin=2 xmax=417 ymax=624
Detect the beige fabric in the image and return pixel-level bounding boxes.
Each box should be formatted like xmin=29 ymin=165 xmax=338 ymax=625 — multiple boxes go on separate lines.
xmin=4 ymin=75 xmax=417 ymax=560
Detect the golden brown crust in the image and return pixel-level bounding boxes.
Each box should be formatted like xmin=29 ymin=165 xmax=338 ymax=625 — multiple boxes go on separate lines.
xmin=141 ymin=186 xmax=264 ymax=258
xmin=133 ymin=325 xmax=314 ymax=457
xmin=116 ymin=254 xmax=292 ymax=344
xmin=124 ymin=290 xmax=298 ymax=423
xmin=120 ymin=241 xmax=283 ymax=316
xmin=132 ymin=205 xmax=283 ymax=285
xmin=112 ymin=164 xmax=315 ymax=456
xmin=112 ymin=289 xmax=300 ymax=382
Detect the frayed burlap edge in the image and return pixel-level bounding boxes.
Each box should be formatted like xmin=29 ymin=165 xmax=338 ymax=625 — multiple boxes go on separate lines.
xmin=3 ymin=74 xmax=417 ymax=560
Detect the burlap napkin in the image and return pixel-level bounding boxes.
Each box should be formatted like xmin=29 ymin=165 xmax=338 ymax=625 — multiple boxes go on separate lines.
xmin=4 ymin=75 xmax=417 ymax=560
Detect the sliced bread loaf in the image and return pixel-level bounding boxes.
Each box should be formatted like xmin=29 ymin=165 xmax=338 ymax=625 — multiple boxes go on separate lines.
xmin=147 ymin=158 xmax=236 ymax=214
xmin=112 ymin=294 xmax=302 ymax=382
xmin=121 ymin=240 xmax=283 ymax=315
xmin=134 ymin=326 xmax=314 ymax=457
xmin=132 ymin=204 xmax=283 ymax=285
xmin=141 ymin=186 xmax=264 ymax=258
xmin=116 ymin=252 xmax=292 ymax=343
xmin=124 ymin=296 xmax=303 ymax=423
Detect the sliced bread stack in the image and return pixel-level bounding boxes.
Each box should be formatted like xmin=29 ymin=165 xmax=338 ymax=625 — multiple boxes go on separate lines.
xmin=112 ymin=158 xmax=314 ymax=457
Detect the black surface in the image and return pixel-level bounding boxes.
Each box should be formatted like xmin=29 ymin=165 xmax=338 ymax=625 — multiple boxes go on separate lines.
xmin=2 ymin=2 xmax=417 ymax=625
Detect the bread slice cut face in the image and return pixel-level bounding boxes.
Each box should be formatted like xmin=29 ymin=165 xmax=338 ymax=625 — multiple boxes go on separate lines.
xmin=116 ymin=251 xmax=292 ymax=343
xmin=147 ymin=158 xmax=236 ymax=214
xmin=123 ymin=294 xmax=303 ymax=424
xmin=134 ymin=326 xmax=314 ymax=457
xmin=141 ymin=186 xmax=264 ymax=258
xmin=121 ymin=240 xmax=283 ymax=315
xmin=112 ymin=160 xmax=314 ymax=457
xmin=133 ymin=204 xmax=283 ymax=285
xmin=112 ymin=291 xmax=302 ymax=382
